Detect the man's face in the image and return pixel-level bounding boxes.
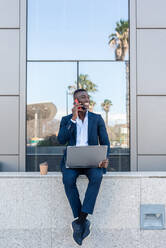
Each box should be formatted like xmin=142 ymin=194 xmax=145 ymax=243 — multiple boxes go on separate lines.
xmin=74 ymin=91 xmax=90 ymax=110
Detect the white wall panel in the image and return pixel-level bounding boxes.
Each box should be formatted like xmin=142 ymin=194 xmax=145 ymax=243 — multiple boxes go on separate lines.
xmin=137 ymin=30 xmax=166 ymax=95
xmin=0 ymin=156 xmax=18 ymax=171
xmin=138 ymin=156 xmax=166 ymax=171
xmin=0 ymin=97 xmax=19 ymax=154
xmin=137 ymin=0 xmax=166 ymax=28
xmin=0 ymin=30 xmax=19 ymax=95
xmin=0 ymin=0 xmax=19 ymax=28
xmin=19 ymin=0 xmax=27 ymax=171
xmin=138 ymin=96 xmax=166 ymax=154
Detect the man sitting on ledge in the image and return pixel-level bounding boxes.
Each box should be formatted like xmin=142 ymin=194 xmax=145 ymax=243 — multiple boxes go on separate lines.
xmin=58 ymin=89 xmax=110 ymax=246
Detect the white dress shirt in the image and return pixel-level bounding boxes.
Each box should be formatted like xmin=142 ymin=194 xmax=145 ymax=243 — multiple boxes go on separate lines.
xmin=71 ymin=111 xmax=88 ymax=146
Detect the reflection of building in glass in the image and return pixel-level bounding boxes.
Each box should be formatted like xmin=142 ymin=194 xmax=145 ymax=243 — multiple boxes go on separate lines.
xmin=108 ymin=123 xmax=128 ymax=148
xmin=27 ymin=102 xmax=59 ymax=144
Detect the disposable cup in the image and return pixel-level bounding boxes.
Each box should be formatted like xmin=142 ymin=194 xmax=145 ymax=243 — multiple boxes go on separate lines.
xmin=40 ymin=162 xmax=48 ymax=175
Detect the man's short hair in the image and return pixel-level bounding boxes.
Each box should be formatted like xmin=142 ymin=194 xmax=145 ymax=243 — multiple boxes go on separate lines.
xmin=73 ymin=89 xmax=87 ymax=99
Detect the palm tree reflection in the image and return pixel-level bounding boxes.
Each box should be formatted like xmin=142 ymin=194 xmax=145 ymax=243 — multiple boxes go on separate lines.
xmin=101 ymin=99 xmax=113 ymax=128
xmin=108 ymin=19 xmax=129 ymax=148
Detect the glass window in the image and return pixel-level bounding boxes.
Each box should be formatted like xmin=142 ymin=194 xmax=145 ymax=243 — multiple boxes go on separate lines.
xmin=27 ymin=62 xmax=77 ymax=171
xmin=27 ymin=0 xmax=129 ymax=172
xmin=28 ymin=0 xmax=128 ymax=60
xmin=79 ymin=62 xmax=129 ymax=171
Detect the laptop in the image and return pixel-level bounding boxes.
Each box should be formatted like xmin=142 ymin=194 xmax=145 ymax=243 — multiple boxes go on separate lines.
xmin=65 ymin=145 xmax=108 ymax=168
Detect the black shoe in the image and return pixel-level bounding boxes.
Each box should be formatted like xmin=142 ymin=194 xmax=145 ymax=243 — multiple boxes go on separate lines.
xmin=71 ymin=220 xmax=84 ymax=246
xmin=82 ymin=219 xmax=91 ymax=240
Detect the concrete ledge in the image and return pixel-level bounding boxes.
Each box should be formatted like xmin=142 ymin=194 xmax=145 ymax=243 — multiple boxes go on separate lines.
xmin=0 ymin=172 xmax=165 ymax=247
xmin=0 ymin=171 xmax=166 ymax=178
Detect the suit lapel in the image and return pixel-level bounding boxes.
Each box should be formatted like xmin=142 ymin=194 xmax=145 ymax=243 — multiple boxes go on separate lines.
xmin=88 ymin=112 xmax=93 ymax=144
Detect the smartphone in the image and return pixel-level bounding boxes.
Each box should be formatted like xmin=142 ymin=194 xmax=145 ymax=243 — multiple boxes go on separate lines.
xmin=74 ymin=98 xmax=85 ymax=110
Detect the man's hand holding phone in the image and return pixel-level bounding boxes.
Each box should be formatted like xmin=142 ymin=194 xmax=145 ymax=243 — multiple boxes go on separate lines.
xmin=72 ymin=99 xmax=84 ymax=121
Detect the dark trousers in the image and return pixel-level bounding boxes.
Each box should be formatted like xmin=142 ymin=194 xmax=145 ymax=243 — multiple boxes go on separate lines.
xmin=62 ymin=166 xmax=103 ymax=218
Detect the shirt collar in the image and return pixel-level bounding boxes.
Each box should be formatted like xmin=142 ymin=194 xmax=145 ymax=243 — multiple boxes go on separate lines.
xmin=76 ymin=110 xmax=88 ymax=123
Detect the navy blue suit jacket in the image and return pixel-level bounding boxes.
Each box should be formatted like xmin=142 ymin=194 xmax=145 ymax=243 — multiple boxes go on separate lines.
xmin=58 ymin=111 xmax=110 ymax=174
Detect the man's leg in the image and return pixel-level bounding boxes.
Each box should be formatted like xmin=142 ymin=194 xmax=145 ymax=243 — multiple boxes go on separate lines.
xmin=81 ymin=168 xmax=103 ymax=215
xmin=62 ymin=168 xmax=86 ymax=245
xmin=62 ymin=168 xmax=81 ymax=219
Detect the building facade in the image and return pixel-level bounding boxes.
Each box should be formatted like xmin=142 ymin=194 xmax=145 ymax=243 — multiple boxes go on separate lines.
xmin=0 ymin=0 xmax=166 ymax=172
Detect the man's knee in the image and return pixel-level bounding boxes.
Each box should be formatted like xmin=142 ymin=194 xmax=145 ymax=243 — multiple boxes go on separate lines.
xmin=88 ymin=169 xmax=103 ymax=184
